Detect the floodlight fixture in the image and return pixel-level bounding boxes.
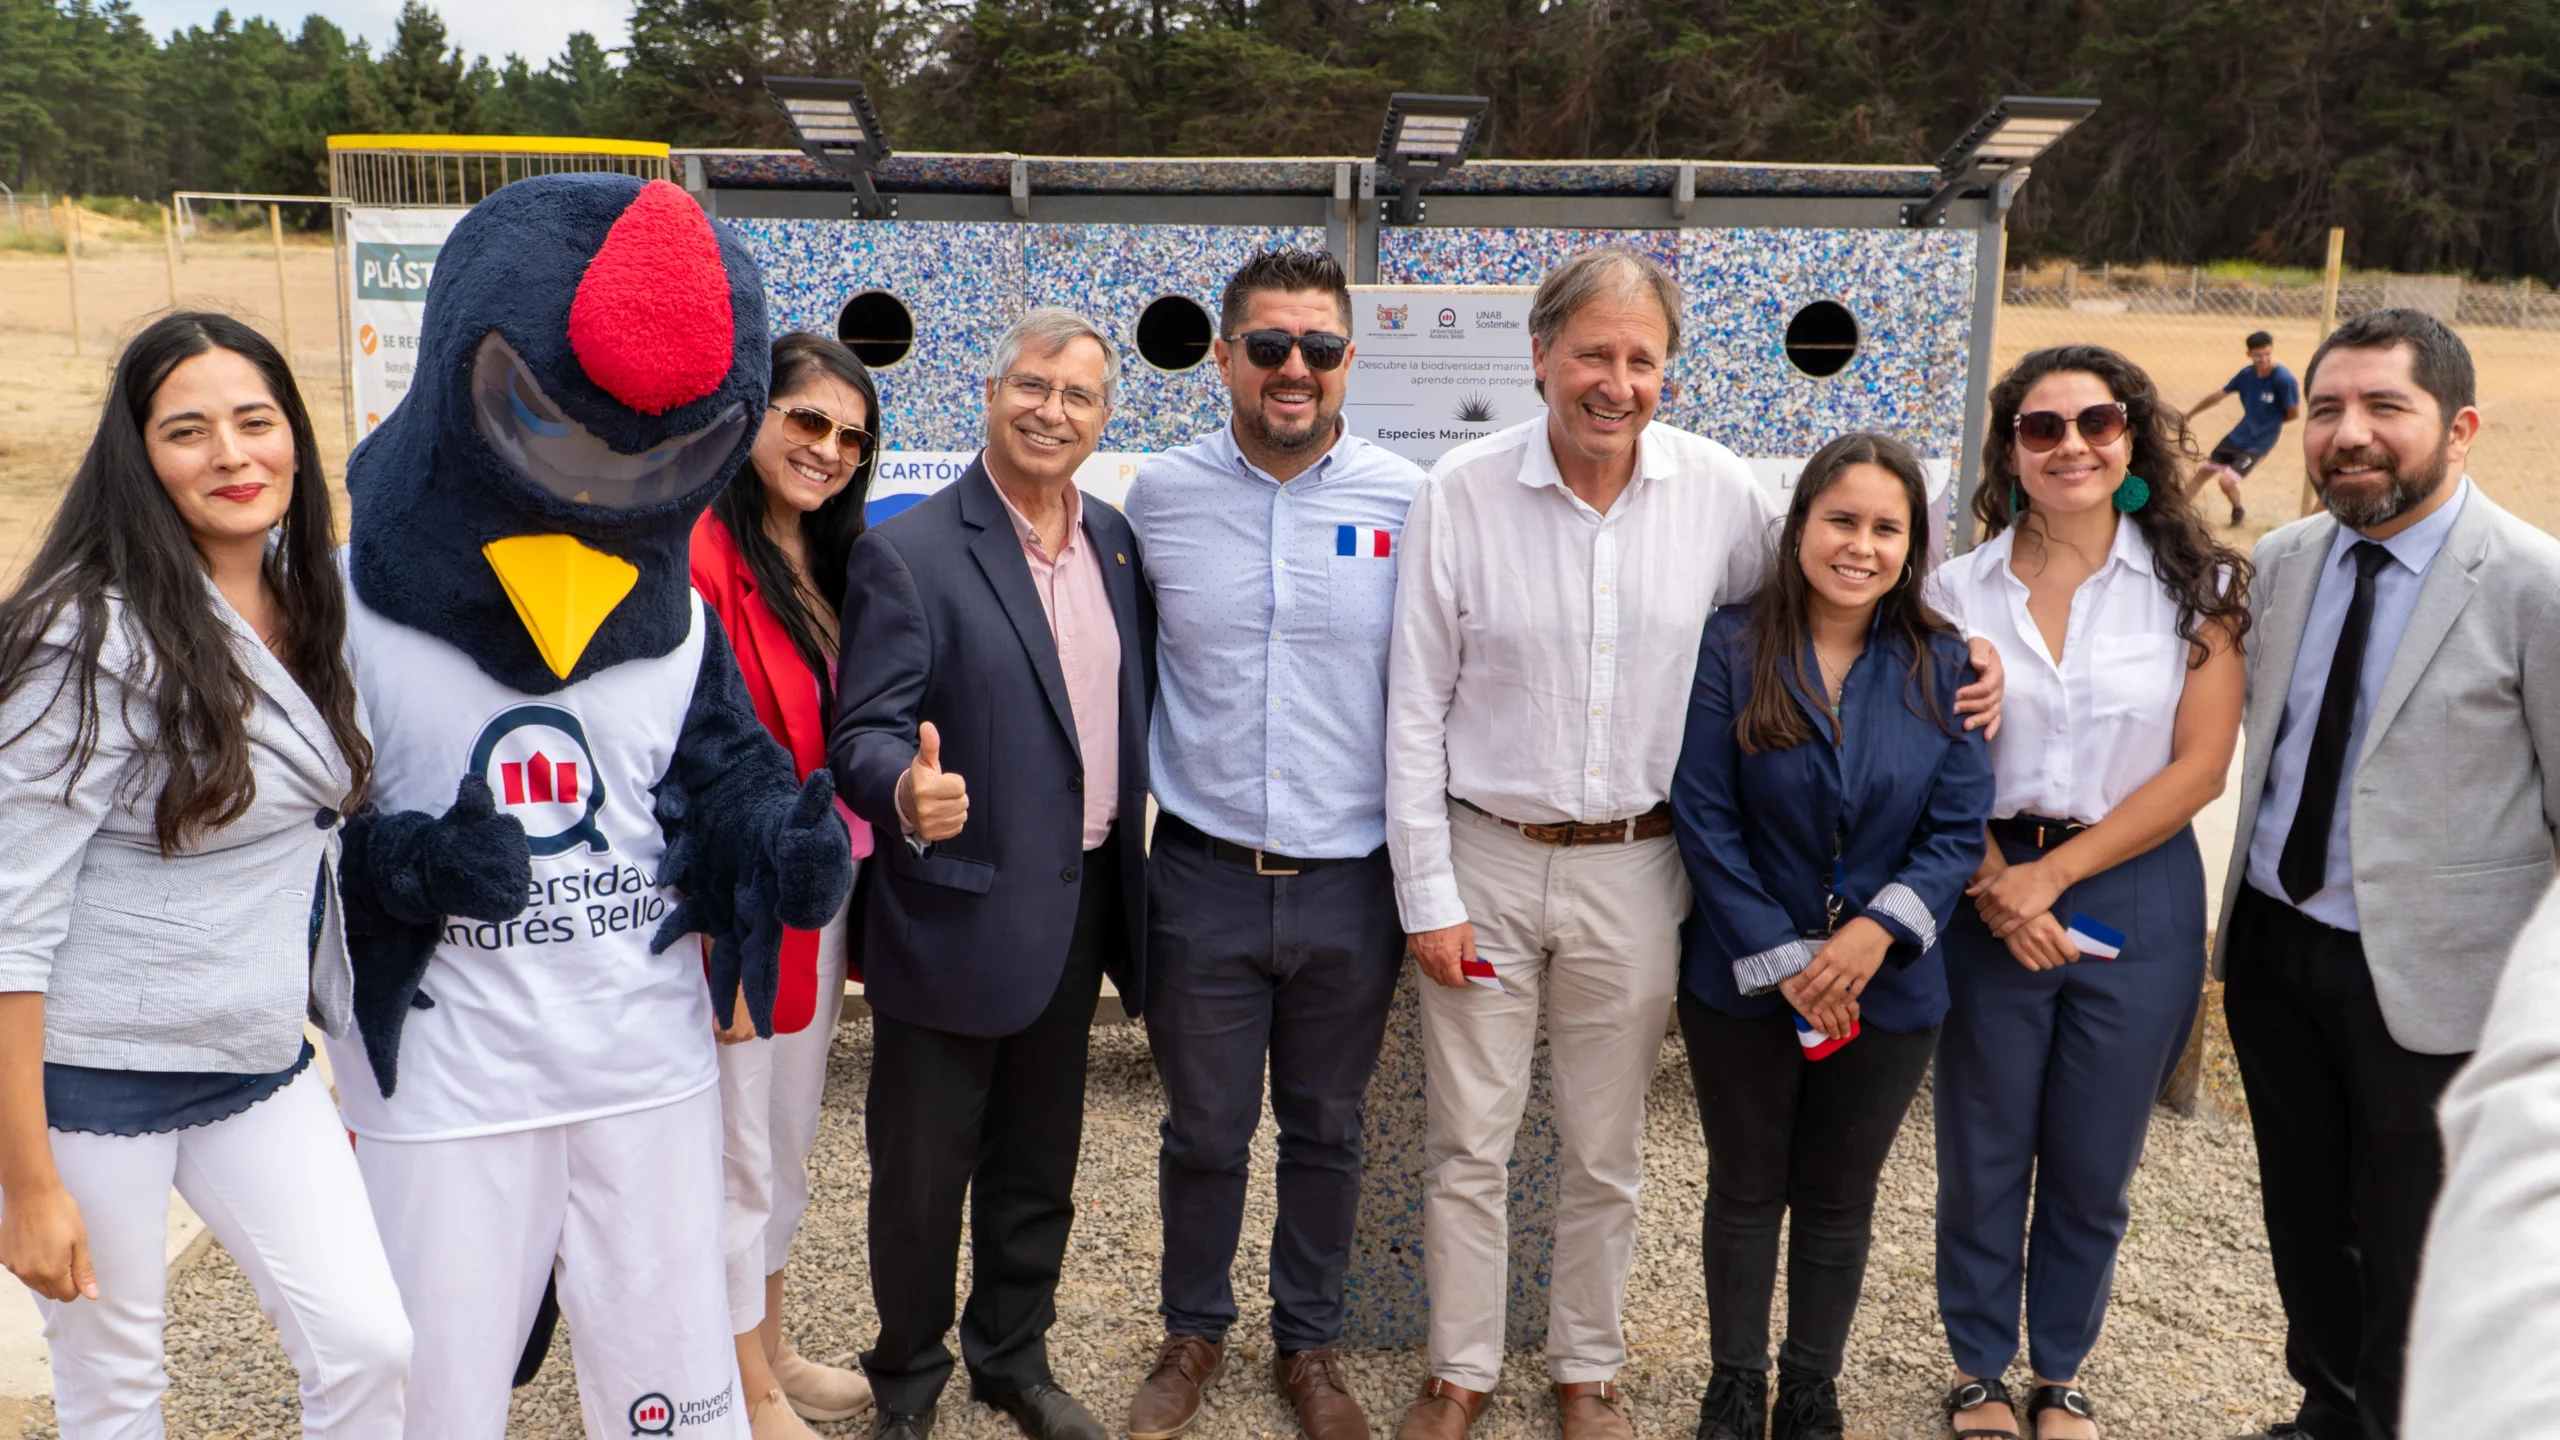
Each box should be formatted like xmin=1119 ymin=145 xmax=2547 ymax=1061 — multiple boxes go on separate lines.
xmin=1376 ymin=93 xmax=1490 ymax=225
xmin=767 ymin=76 xmax=895 ymax=219
xmin=1901 ymin=95 xmax=2099 ymax=228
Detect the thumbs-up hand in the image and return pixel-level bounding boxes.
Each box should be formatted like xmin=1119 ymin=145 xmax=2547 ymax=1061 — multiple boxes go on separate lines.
xmin=897 ymin=720 xmax=969 ymax=842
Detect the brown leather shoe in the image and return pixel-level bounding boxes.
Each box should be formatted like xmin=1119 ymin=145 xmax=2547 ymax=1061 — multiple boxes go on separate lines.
xmin=1556 ymin=1381 xmax=1632 ymax=1440
xmin=1275 ymin=1349 xmax=1369 ymax=1440
xmin=1395 ymin=1377 xmax=1488 ymax=1440
xmin=1127 ymin=1335 xmax=1222 ymax=1440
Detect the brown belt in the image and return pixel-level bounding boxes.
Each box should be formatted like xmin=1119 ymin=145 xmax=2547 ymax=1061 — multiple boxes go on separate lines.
xmin=1453 ymin=796 xmax=1673 ymax=846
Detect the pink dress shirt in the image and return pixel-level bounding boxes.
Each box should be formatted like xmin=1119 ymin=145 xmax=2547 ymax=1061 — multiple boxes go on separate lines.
xmin=995 ymin=480 xmax=1122 ymax=851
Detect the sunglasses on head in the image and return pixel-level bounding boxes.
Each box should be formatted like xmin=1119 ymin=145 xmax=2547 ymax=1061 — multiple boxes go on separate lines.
xmin=771 ymin=404 xmax=873 ymax=455
xmin=2012 ymin=402 xmax=2129 ymax=452
xmin=1232 ymin=329 xmax=1350 ymax=372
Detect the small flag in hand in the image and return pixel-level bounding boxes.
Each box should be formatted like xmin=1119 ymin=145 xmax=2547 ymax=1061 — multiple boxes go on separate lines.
xmin=1795 ymin=1012 xmax=1857 ymax=1061
xmin=2065 ymin=913 xmax=2126 ymax=961
xmin=1460 ymin=956 xmax=1509 ymax=995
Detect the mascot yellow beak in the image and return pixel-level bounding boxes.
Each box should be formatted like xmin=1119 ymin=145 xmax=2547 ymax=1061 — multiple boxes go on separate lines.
xmin=481 ymin=534 xmax=640 ymax=680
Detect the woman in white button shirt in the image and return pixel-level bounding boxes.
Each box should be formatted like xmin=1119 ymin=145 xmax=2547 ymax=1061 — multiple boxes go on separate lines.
xmin=1926 ymin=345 xmax=2249 ymax=1440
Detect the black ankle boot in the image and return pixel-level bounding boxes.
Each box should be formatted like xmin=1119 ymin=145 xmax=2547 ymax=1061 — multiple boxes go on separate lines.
xmin=1693 ymin=1365 xmax=1767 ymax=1440
xmin=1769 ymin=1362 xmax=1844 ymax=1440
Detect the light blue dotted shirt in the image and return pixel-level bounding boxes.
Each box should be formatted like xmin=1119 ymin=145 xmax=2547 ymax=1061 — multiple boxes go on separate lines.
xmin=1125 ymin=422 xmax=1426 ymax=858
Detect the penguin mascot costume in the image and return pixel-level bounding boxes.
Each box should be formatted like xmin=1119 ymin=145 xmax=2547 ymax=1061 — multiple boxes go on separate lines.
xmin=329 ymin=172 xmax=850 ymax=1438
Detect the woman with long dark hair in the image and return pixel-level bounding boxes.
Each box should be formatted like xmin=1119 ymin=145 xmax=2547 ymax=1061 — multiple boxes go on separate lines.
xmin=690 ymin=331 xmax=877 ymax=1436
xmin=0 ymin=313 xmax=409 ymax=1433
xmin=1931 ymin=346 xmax=2249 ymax=1440
xmin=1672 ymin=433 xmax=1994 ymax=1440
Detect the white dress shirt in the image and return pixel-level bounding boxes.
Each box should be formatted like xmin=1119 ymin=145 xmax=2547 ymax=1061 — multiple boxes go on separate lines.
xmin=1927 ymin=517 xmax=2192 ymax=827
xmin=1385 ymin=417 xmax=1777 ymax=933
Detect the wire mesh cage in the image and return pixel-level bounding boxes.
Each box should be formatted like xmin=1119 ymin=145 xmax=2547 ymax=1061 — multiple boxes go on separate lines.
xmin=326 ymin=135 xmax=671 ymax=207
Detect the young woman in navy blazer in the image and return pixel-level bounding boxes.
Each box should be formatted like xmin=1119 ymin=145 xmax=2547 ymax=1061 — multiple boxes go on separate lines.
xmin=1671 ymin=433 xmax=1993 ymax=1440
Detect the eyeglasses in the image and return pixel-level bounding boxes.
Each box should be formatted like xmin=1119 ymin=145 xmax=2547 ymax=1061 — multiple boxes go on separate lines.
xmin=770 ymin=404 xmax=873 ymax=455
xmin=1231 ymin=329 xmax=1350 ymax=372
xmin=998 ymin=373 xmax=1108 ymax=418
xmin=2012 ymin=402 xmax=2130 ymax=452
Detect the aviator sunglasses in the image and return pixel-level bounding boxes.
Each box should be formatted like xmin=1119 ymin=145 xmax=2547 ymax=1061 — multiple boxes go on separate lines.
xmin=770 ymin=404 xmax=874 ymax=455
xmin=2012 ymin=402 xmax=2129 ymax=452
xmin=1232 ymin=329 xmax=1351 ymax=372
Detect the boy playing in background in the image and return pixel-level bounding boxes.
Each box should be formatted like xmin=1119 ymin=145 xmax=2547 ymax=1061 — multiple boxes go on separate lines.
xmin=2187 ymin=329 xmax=2301 ymax=526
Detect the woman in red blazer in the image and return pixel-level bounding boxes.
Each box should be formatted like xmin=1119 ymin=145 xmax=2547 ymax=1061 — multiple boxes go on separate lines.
xmin=691 ymin=332 xmax=879 ymax=1438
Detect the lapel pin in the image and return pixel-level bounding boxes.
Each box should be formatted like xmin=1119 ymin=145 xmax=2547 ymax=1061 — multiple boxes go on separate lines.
xmin=1116 ymin=552 xmax=1127 ymax=565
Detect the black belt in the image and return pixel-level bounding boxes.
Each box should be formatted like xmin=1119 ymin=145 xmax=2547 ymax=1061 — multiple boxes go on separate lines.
xmin=1153 ymin=811 xmax=1368 ymax=876
xmin=1990 ymin=813 xmax=2089 ymax=850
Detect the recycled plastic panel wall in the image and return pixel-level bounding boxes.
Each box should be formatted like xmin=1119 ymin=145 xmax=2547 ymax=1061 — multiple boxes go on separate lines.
xmin=1377 ymin=226 xmax=1680 ymax=287
xmin=1380 ymin=224 xmax=1977 ymax=465
xmin=739 ymin=218 xmax=1977 ymax=467
xmin=1022 ymin=223 xmax=1325 ymax=453
xmin=733 ymin=219 xmax=1322 ymax=453
xmin=1668 ymin=226 xmax=1978 ymax=461
xmin=732 ymin=218 xmax=1026 ymax=452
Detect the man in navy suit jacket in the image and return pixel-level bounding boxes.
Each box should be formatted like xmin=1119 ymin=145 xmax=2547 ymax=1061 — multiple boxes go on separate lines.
xmin=832 ymin=309 xmax=1152 ymax=1440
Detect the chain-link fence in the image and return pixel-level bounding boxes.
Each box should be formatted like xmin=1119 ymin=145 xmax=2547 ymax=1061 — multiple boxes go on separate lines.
xmin=1995 ymin=263 xmax=2560 ymax=543
xmin=2 ymin=191 xmax=60 ymax=233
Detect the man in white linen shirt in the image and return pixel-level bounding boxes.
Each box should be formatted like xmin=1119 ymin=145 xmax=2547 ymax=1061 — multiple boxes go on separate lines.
xmin=1383 ymin=246 xmax=2002 ymax=1440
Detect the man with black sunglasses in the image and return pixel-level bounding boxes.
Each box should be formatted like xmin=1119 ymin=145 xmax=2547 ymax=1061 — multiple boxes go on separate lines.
xmin=1119 ymin=248 xmax=1425 ymax=1440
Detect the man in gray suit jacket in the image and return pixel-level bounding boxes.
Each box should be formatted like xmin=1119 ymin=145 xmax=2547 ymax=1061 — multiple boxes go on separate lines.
xmin=2214 ymin=308 xmax=2560 ymax=1440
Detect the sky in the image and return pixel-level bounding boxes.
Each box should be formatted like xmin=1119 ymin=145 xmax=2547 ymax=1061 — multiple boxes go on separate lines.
xmin=124 ymin=0 xmax=632 ymax=66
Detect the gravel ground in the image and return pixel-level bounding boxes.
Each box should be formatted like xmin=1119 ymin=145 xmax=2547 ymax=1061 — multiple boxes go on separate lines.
xmin=19 ymin=993 xmax=2296 ymax=1440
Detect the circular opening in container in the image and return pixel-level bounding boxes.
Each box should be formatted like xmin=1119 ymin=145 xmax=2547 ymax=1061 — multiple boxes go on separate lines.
xmin=838 ymin=291 xmax=914 ymax=369
xmin=1783 ymin=300 xmax=1860 ymax=378
xmin=1134 ymin=294 xmax=1214 ymax=372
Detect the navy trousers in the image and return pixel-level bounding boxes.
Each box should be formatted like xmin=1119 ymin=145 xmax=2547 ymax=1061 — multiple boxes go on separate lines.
xmin=1143 ymin=827 xmax=1403 ymax=1352
xmin=1934 ymin=826 xmax=2205 ymax=1381
xmin=862 ymin=845 xmax=1118 ymax=1414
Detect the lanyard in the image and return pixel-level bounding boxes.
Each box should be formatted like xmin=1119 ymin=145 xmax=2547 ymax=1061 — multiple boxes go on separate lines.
xmin=1822 ymin=831 xmax=1846 ymax=937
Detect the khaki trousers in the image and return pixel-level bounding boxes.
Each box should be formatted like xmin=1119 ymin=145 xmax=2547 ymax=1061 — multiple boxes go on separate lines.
xmin=1419 ymin=799 xmax=1689 ymax=1389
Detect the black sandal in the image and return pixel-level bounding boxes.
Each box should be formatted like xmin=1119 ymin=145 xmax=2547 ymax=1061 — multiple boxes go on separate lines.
xmin=2026 ymin=1385 xmax=2094 ymax=1437
xmin=1943 ymin=1377 xmax=2020 ymax=1440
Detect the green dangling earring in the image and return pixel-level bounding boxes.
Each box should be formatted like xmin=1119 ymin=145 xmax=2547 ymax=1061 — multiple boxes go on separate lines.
xmin=2113 ymin=473 xmax=2152 ymax=513
xmin=2011 ymin=483 xmax=2026 ymax=516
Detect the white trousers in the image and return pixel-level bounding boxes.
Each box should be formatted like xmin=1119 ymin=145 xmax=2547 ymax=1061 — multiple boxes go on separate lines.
xmin=33 ymin=1065 xmax=411 ymax=1439
xmin=717 ymin=894 xmax=850 ymax=1332
xmin=355 ymin=1086 xmax=745 ymax=1440
xmin=1418 ymin=801 xmax=1688 ymax=1390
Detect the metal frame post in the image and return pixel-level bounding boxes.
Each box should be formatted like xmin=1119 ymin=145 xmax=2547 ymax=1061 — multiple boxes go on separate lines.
xmin=1353 ymin=163 xmax=1381 ymax=284
xmin=161 ymin=203 xmax=180 ymax=306
xmin=332 ymin=199 xmax=356 ymax=450
xmin=1951 ymin=170 xmax=2026 ymax=554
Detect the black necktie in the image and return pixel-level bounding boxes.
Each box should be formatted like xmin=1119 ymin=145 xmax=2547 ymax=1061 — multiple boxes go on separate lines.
xmin=2278 ymin=541 xmax=2394 ymax=903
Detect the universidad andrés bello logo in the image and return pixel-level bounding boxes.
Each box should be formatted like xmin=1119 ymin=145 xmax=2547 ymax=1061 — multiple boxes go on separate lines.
xmin=469 ymin=703 xmax=610 ymax=857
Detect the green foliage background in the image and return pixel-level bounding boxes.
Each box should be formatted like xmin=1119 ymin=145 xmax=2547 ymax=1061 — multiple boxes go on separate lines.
xmin=7 ymin=0 xmax=2560 ymax=278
